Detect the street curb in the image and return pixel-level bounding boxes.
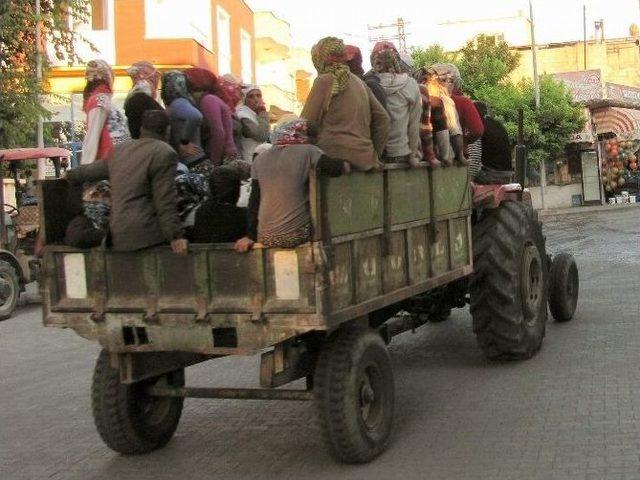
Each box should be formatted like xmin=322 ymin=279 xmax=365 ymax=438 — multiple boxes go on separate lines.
xmin=538 ymin=202 xmax=640 ymax=220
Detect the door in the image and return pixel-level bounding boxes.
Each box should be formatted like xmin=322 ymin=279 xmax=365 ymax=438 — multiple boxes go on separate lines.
xmin=581 ymin=150 xmax=602 ymax=205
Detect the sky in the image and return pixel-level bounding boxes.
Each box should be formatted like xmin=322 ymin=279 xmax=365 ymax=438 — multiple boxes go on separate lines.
xmin=246 ymin=0 xmax=640 ymax=59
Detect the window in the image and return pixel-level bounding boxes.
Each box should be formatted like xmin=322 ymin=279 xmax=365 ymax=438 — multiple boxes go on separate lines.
xmin=240 ymin=29 xmax=253 ymax=84
xmin=144 ymin=0 xmax=212 ymax=50
xmin=217 ymin=6 xmax=231 ymax=75
xmin=91 ymin=0 xmax=107 ymax=30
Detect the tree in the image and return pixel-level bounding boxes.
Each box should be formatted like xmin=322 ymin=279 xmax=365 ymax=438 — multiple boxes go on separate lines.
xmin=411 ymin=44 xmax=454 ymax=71
xmin=0 ymin=0 xmax=91 ymax=149
xmin=457 ymin=34 xmax=521 ymax=98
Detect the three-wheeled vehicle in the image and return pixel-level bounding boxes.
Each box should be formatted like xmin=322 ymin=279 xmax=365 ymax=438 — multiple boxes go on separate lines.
xmin=0 ymin=147 xmax=70 ymax=319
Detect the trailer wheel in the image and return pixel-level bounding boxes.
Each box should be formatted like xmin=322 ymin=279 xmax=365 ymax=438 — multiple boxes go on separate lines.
xmin=0 ymin=261 xmax=19 ymax=320
xmin=470 ymin=201 xmax=548 ymax=360
xmin=314 ymin=327 xmax=394 ymax=464
xmin=548 ymin=253 xmax=579 ymax=322
xmin=91 ymin=350 xmax=184 ymax=454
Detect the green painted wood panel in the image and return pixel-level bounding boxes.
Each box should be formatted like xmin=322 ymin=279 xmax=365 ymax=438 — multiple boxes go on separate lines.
xmin=324 ymin=172 xmax=383 ymax=237
xmin=432 ymin=166 xmax=471 ymax=216
xmin=389 ymin=168 xmax=430 ymax=224
xmin=430 ymin=221 xmax=450 ymax=276
xmin=449 ymin=218 xmax=470 ymax=269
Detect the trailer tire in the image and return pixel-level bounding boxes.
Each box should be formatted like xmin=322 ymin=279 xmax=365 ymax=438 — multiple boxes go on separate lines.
xmin=548 ymin=252 xmax=579 ymax=322
xmin=0 ymin=261 xmax=19 ymax=320
xmin=314 ymin=327 xmax=394 ymax=464
xmin=470 ymin=201 xmax=548 ymax=360
xmin=91 ymin=350 xmax=184 ymax=455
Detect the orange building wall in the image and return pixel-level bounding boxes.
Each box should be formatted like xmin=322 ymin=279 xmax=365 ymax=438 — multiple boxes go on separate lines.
xmin=114 ymin=0 xmax=254 ymax=79
xmin=114 ymin=0 xmax=216 ymax=71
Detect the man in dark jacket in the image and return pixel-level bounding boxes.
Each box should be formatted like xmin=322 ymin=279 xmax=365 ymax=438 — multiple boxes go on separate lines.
xmin=473 ymin=101 xmax=514 ymax=184
xmin=67 ymin=110 xmax=188 ymax=253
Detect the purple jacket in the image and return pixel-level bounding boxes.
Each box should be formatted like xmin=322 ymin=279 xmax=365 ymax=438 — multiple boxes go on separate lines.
xmin=199 ymin=93 xmax=237 ymax=165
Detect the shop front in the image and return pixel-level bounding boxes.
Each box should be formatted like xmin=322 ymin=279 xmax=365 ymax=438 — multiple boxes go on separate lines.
xmin=589 ymin=101 xmax=640 ymax=204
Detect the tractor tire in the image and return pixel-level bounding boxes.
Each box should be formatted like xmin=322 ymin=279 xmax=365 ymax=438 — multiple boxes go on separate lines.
xmin=91 ymin=350 xmax=184 ymax=455
xmin=548 ymin=253 xmax=579 ymax=322
xmin=470 ymin=201 xmax=548 ymax=360
xmin=0 ymin=260 xmax=19 ymax=321
xmin=314 ymin=327 xmax=394 ymax=464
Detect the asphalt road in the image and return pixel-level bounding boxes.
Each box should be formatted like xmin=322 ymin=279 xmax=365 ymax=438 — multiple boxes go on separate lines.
xmin=1 ymin=207 xmax=640 ymax=480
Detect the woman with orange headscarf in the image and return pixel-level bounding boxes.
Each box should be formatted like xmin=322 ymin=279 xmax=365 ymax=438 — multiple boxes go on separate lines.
xmin=301 ymin=37 xmax=389 ymax=171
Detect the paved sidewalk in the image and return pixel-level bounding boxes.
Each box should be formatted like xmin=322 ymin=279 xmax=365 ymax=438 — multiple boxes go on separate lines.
xmin=539 ymin=201 xmax=640 ymax=220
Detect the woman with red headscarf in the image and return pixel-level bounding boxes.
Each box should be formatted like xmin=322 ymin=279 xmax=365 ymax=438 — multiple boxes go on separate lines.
xmin=184 ymin=68 xmax=238 ymax=173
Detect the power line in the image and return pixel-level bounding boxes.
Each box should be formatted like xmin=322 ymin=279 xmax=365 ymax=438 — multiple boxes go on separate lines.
xmin=367 ymin=17 xmax=410 ymax=53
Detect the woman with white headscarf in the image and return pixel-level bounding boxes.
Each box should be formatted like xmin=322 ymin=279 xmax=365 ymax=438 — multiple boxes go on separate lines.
xmin=236 ymin=85 xmax=270 ymax=162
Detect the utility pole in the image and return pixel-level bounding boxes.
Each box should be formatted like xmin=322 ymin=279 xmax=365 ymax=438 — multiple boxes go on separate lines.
xmin=367 ymin=18 xmax=410 ymax=53
xmin=583 ymin=5 xmax=588 ymax=69
xmin=35 ymin=0 xmax=46 ymax=179
xmin=529 ymin=0 xmax=545 ymax=209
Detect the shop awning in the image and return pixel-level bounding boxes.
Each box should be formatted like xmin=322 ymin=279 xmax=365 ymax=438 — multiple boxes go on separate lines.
xmin=591 ymin=106 xmax=640 ymax=137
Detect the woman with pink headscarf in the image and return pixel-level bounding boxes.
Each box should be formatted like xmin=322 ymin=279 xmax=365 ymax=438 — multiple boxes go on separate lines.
xmin=124 ymin=60 xmax=163 ymax=139
xmin=184 ymin=68 xmax=238 ymax=173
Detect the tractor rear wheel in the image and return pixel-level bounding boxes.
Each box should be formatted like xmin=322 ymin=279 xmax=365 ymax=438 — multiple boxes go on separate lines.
xmin=470 ymin=201 xmax=548 ymax=360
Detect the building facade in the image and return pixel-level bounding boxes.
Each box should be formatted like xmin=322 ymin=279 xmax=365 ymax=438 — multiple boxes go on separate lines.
xmin=253 ymin=11 xmax=314 ymax=117
xmin=46 ymin=0 xmax=256 ymax=122
xmin=511 ymin=37 xmax=640 ymax=87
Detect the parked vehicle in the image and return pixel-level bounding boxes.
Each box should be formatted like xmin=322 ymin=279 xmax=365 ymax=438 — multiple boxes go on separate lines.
xmin=39 ymin=123 xmax=578 ymax=463
xmin=0 ymin=147 xmax=70 ymax=319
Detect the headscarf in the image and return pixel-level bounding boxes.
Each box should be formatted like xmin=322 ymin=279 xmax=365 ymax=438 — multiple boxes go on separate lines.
xmin=311 ymin=37 xmax=350 ymax=99
xmin=85 ymin=59 xmax=114 ymax=86
xmin=371 ymin=41 xmax=397 ymax=56
xmin=220 ymin=74 xmax=243 ymax=110
xmin=82 ymin=180 xmax=111 ymax=231
xmin=161 ymin=70 xmax=191 ymax=106
xmin=241 ymin=84 xmax=261 ymax=103
xmin=175 ymin=172 xmax=208 ymax=221
xmin=429 ymin=63 xmax=462 ymax=89
xmin=236 ymin=85 xmax=262 ymax=123
xmin=270 ymin=117 xmax=310 ymax=146
xmin=371 ymin=49 xmax=402 ymax=74
xmin=127 ymin=60 xmax=160 ymax=99
xmin=184 ymin=68 xmax=231 ymax=106
xmin=344 ymin=45 xmax=364 ymax=76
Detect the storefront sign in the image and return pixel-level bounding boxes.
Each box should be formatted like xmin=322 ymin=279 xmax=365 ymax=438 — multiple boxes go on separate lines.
xmin=554 ymin=70 xmax=603 ymax=102
xmin=569 ymin=131 xmax=594 ymax=143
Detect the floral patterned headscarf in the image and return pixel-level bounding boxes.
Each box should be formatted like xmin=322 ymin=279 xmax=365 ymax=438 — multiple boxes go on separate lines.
xmin=370 ymin=41 xmax=402 ymax=74
xmin=127 ymin=60 xmax=160 ymax=99
xmin=311 ymin=37 xmax=350 ymax=99
xmin=85 ymin=59 xmax=113 ymax=86
xmin=161 ymin=71 xmax=191 ymax=106
xmin=270 ymin=117 xmax=310 ymax=146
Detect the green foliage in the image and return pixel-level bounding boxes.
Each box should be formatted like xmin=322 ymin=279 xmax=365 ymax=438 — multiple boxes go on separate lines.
xmin=411 ymin=44 xmax=454 ymax=70
xmin=457 ymin=34 xmax=521 ymax=98
xmin=0 ymin=0 xmax=92 ymax=149
xmin=411 ymin=34 xmax=585 ymax=166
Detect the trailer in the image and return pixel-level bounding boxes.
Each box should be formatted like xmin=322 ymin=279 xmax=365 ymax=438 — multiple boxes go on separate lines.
xmin=39 ymin=161 xmax=577 ymax=463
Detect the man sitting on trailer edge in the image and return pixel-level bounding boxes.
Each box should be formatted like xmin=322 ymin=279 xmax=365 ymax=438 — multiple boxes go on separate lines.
xmin=66 ymin=110 xmax=188 ymax=254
